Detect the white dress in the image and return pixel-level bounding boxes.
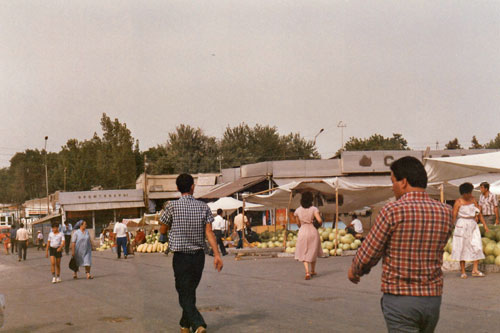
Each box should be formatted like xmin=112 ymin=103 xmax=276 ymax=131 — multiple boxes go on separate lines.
xmin=451 ymin=204 xmax=485 ymax=261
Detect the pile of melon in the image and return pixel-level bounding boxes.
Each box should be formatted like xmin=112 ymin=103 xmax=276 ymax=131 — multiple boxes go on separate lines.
xmin=136 ymin=241 xmax=168 ymax=253
xmin=318 ymin=227 xmax=361 ymax=257
xmin=257 ymin=230 xmax=294 ymax=250
xmin=96 ymin=240 xmax=113 ymax=251
xmin=443 ymin=224 xmax=500 ymax=266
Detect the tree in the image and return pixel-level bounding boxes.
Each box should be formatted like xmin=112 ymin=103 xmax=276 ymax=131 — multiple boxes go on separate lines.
xmin=219 ymin=123 xmax=319 ymax=167
xmin=445 ymin=138 xmax=462 ymax=150
xmin=344 ymin=133 xmax=409 ymax=151
xmin=469 ymin=136 xmax=483 ymax=149
xmin=484 ymin=133 xmax=500 ymax=149
xmin=162 ymin=124 xmax=219 ymax=174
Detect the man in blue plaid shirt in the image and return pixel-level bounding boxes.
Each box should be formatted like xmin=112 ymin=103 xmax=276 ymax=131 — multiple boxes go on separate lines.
xmin=160 ymin=174 xmax=223 ymax=333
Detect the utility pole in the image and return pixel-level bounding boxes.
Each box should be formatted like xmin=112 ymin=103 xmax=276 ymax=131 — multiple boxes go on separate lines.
xmin=144 ymin=155 xmax=148 ymax=213
xmin=435 ymin=141 xmax=439 ymax=150
xmin=217 ymin=155 xmax=223 ymax=173
xmin=337 ymin=121 xmax=347 ymax=151
xmin=63 ymin=167 xmax=67 ymax=192
xmin=44 ymin=136 xmax=49 ymax=216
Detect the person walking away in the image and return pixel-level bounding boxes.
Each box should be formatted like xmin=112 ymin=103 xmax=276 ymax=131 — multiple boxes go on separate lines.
xmin=160 ymin=173 xmax=223 ymax=333
xmin=451 ymin=182 xmax=489 ymax=278
xmin=37 ymin=231 xmax=44 ymax=251
xmin=233 ymin=207 xmax=248 ymax=249
xmin=71 ymin=220 xmax=93 ymax=279
xmin=46 ymin=222 xmax=65 ymax=283
xmin=113 ymin=220 xmax=129 ymax=259
xmin=479 ymin=182 xmax=499 ymax=226
xmin=2 ymin=236 xmax=9 ymax=255
xmin=60 ymin=222 xmax=72 ymax=255
xmin=212 ymin=209 xmax=228 ymax=256
xmin=16 ymin=223 xmax=29 ymax=262
xmin=348 ymin=156 xmax=453 ymax=333
xmin=294 ymin=192 xmax=323 ymax=280
xmin=9 ymin=224 xmax=17 ymax=255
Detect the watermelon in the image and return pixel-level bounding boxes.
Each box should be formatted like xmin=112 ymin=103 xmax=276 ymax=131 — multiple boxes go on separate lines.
xmin=485 ymin=255 xmax=496 ymax=265
xmin=496 ymin=231 xmax=500 ymax=242
xmin=485 ymin=230 xmax=496 ymax=240
xmin=493 ymin=243 xmax=500 ymax=257
xmin=495 ymin=255 xmax=500 ymax=266
xmin=484 ymin=242 xmax=495 ymax=256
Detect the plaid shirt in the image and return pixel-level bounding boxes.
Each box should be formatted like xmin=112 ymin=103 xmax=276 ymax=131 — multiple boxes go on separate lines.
xmin=160 ymin=195 xmax=214 ymax=254
xmin=351 ymin=192 xmax=453 ymax=296
xmin=479 ymin=192 xmax=498 ymax=216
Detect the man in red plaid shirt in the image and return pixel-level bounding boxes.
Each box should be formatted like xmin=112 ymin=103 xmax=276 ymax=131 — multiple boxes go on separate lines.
xmin=348 ymin=156 xmax=453 ymax=332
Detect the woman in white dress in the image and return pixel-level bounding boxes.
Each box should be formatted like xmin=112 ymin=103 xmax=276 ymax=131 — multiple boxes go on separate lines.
xmin=451 ymin=182 xmax=490 ymax=278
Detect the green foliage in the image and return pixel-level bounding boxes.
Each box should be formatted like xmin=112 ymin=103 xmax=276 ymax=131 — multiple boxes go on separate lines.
xmin=344 ymin=133 xmax=409 ymax=151
xmin=445 ymin=138 xmax=462 ymax=150
xmin=470 ymin=136 xmax=483 ymax=149
xmin=219 ymin=123 xmax=319 ymax=167
xmin=484 ymin=133 xmax=500 ymax=149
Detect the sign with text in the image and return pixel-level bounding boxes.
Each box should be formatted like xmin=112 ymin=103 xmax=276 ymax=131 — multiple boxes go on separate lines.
xmin=341 ymin=151 xmax=423 ymax=173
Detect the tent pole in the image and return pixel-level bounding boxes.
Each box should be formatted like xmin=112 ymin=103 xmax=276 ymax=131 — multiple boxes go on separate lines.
xmin=335 ymin=189 xmax=339 ymax=252
xmin=284 ymin=191 xmax=293 ymax=248
xmin=242 ymin=199 xmax=247 ymax=246
xmin=440 ymin=183 xmax=444 ymax=203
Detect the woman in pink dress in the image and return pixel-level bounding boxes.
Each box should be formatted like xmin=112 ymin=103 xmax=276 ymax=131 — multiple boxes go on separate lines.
xmin=294 ymin=192 xmax=323 ymax=280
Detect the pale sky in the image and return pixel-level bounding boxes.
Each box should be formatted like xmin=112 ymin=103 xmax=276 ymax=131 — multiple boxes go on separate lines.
xmin=1 ymin=1 xmax=499 ymax=167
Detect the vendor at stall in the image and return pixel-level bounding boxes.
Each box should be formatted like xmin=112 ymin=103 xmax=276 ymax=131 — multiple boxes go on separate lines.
xmin=346 ymin=214 xmax=363 ymax=239
xmin=134 ymin=229 xmax=146 ymax=245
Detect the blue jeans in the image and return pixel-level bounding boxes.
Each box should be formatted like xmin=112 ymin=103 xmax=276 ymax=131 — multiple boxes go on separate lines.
xmin=116 ymin=237 xmax=128 ymax=258
xmin=237 ymin=230 xmax=243 ymax=249
xmin=381 ymin=293 xmax=442 ymax=333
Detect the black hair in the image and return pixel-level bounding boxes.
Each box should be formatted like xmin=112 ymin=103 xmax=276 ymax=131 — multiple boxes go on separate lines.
xmin=390 ymin=156 xmax=428 ymax=189
xmin=480 ymin=182 xmax=490 ymax=190
xmin=300 ymin=192 xmax=313 ymax=209
xmin=217 ymin=208 xmax=223 ymax=215
xmin=237 ymin=207 xmax=243 ymax=214
xmin=459 ymin=182 xmax=474 ymax=195
xmin=51 ymin=222 xmax=59 ymax=228
xmin=20 ymin=223 xmax=24 ymax=228
xmin=176 ymin=173 xmax=194 ymax=194
xmin=352 ymin=214 xmax=358 ymax=219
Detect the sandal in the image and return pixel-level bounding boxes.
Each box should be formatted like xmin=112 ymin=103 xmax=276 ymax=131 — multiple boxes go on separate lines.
xmin=471 ymin=271 xmax=485 ymax=277
xmin=305 ymin=273 xmax=311 ymax=280
xmin=86 ymin=274 xmax=94 ymax=280
xmin=73 ymin=275 xmax=77 ymax=279
xmin=310 ymin=272 xmax=317 ymax=276
xmin=460 ymin=273 xmax=467 ymax=279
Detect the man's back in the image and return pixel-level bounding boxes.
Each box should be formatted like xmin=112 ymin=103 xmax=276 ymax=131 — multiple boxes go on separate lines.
xmin=162 ymin=195 xmax=213 ymax=253
xmin=354 ymin=192 xmax=453 ymax=296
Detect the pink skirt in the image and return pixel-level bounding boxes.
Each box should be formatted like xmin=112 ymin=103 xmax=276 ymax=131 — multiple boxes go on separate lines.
xmin=294 ymin=223 xmax=322 ymax=262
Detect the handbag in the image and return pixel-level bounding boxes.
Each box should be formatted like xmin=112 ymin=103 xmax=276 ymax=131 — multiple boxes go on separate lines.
xmin=69 ymin=256 xmax=78 ymax=272
xmin=312 ymin=217 xmax=321 ymax=229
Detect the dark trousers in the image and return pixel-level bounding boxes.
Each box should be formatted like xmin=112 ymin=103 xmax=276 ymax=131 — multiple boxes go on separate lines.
xmin=173 ymin=251 xmax=206 ymax=330
xmin=381 ymin=293 xmax=442 ymax=333
xmin=64 ymin=235 xmax=71 ymax=254
xmin=214 ymin=230 xmax=227 ymax=255
xmin=10 ymin=238 xmax=16 ymax=253
xmin=17 ymin=241 xmax=27 ymax=260
xmin=237 ymin=230 xmax=243 ymax=249
xmin=116 ymin=237 xmax=128 ymax=258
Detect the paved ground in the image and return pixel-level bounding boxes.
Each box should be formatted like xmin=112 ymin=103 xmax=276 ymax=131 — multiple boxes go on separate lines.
xmin=1 ymin=247 xmax=500 ymax=332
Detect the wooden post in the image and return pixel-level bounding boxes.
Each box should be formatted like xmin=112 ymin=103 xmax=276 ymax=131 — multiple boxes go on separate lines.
xmin=284 ymin=191 xmax=293 ymax=248
xmin=440 ymin=183 xmax=445 ymax=203
xmin=242 ymin=199 xmax=247 ymax=246
xmin=334 ymin=186 xmax=339 ymax=253
xmin=144 ymin=156 xmax=149 ymax=213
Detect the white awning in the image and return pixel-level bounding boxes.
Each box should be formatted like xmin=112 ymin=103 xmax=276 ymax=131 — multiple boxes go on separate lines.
xmin=425 ymin=151 xmax=500 ymax=182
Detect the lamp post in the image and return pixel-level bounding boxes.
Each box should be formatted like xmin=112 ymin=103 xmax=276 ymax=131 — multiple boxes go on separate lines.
xmin=44 ymin=136 xmax=49 ymax=216
xmin=337 ymin=121 xmax=347 ymax=151
xmin=313 ymin=128 xmax=324 ymax=145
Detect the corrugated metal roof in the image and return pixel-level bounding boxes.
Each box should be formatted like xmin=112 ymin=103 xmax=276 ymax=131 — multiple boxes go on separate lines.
xmin=62 ymin=201 xmax=144 ymax=212
xmin=32 ymin=213 xmax=62 ymax=225
xmin=200 ymin=175 xmax=268 ymax=199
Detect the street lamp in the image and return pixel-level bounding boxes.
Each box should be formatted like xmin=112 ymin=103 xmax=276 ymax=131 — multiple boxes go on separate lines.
xmin=313 ymin=128 xmax=324 ymax=145
xmin=44 ymin=136 xmax=49 ymax=216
